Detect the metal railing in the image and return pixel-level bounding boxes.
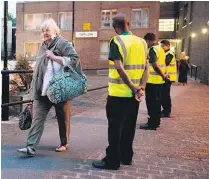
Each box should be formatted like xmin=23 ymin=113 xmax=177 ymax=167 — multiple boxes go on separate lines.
xmin=190 ymin=63 xmax=200 ymax=80
xmin=1 ymin=68 xmax=108 ymax=120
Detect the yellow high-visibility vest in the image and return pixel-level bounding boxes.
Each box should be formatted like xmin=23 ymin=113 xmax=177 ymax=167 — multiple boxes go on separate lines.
xmin=108 ymin=34 xmax=147 ymax=97
xmin=166 ymin=50 xmax=177 ymax=82
xmin=147 ymin=45 xmax=166 ymax=84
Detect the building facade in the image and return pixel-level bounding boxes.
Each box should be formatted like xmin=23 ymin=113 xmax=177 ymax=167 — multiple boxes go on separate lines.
xmin=176 ymin=1 xmax=209 ymax=85
xmin=158 ymin=1 xmax=209 ymax=85
xmin=16 ymin=1 xmax=160 ymax=69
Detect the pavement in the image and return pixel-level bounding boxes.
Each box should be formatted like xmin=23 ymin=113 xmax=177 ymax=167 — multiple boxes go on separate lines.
xmin=1 ymin=76 xmax=209 ymax=179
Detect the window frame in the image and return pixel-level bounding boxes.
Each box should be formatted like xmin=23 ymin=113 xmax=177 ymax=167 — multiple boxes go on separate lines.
xmin=24 ymin=13 xmax=52 ymax=31
xmin=100 ymin=9 xmax=117 ymax=29
xmin=189 ymin=2 xmax=194 ymax=23
xmin=159 ymin=19 xmax=175 ymax=32
xmin=100 ymin=41 xmax=109 ymax=60
xmin=183 ymin=3 xmax=188 ymax=26
xmin=58 ymin=11 xmax=73 ymax=30
xmin=131 ymin=8 xmax=149 ymax=29
xmin=24 ymin=42 xmax=41 ymax=59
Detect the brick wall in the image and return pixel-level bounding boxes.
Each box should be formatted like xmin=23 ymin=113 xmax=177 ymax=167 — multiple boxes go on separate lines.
xmin=16 ymin=1 xmax=160 ymax=69
xmin=177 ymin=2 xmax=209 ymax=85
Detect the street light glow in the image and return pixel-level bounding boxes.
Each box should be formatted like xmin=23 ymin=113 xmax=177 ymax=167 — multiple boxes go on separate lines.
xmin=191 ymin=33 xmax=196 ymax=38
xmin=202 ymin=28 xmax=208 ymax=34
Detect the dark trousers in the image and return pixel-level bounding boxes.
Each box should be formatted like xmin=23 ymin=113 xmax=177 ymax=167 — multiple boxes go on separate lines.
xmin=146 ymin=83 xmax=162 ymax=127
xmin=105 ymin=96 xmax=139 ymax=167
xmin=162 ymin=81 xmax=172 ymax=114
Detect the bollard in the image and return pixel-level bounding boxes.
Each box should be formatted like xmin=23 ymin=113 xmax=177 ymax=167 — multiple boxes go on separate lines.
xmin=195 ymin=67 xmax=198 ymax=80
xmin=190 ymin=66 xmax=193 ymax=78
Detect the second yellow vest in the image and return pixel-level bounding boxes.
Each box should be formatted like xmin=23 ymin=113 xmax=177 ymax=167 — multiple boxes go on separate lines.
xmin=166 ymin=50 xmax=177 ymax=82
xmin=147 ymin=45 xmax=166 ymax=84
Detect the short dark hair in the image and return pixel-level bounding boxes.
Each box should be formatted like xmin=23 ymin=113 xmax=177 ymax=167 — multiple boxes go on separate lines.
xmin=112 ymin=13 xmax=129 ymax=31
xmin=144 ymin=33 xmax=156 ymax=41
xmin=161 ymin=40 xmax=170 ymax=46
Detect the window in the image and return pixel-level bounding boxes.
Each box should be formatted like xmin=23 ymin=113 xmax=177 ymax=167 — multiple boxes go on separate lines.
xmin=183 ymin=4 xmax=188 ymax=26
xmin=181 ymin=39 xmax=185 ymax=51
xmin=189 ymin=2 xmax=194 ymax=23
xmin=25 ymin=42 xmax=41 ymax=58
xmin=100 ymin=41 xmax=109 ymax=60
xmin=188 ymin=36 xmax=191 ymax=56
xmin=101 ymin=9 xmax=117 ymax=28
xmin=159 ymin=19 xmax=175 ymax=31
xmin=176 ymin=18 xmax=180 ymax=31
xmin=58 ymin=12 xmax=72 ymax=30
xmin=24 ymin=13 xmax=52 ymax=30
xmin=131 ymin=9 xmax=149 ymax=28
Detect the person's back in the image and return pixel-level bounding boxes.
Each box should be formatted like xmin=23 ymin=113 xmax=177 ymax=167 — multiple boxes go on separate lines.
xmin=139 ymin=33 xmax=168 ymax=130
xmin=108 ymin=33 xmax=147 ymax=97
xmin=160 ymin=39 xmax=177 ymax=118
xmin=178 ymin=59 xmax=189 ymax=85
xmin=179 ymin=60 xmax=189 ymax=71
xmin=93 ymin=13 xmax=149 ymax=170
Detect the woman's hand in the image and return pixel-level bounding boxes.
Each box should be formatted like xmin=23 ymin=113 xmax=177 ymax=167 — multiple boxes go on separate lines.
xmin=46 ymin=50 xmax=56 ymax=61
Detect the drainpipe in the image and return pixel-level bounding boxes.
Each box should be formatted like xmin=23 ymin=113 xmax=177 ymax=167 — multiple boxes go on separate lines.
xmin=2 ymin=1 xmax=9 ymax=121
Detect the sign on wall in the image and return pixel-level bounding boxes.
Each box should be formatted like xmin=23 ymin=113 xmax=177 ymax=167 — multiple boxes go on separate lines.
xmin=75 ymin=31 xmax=97 ymax=38
xmin=82 ymin=22 xmax=91 ymax=31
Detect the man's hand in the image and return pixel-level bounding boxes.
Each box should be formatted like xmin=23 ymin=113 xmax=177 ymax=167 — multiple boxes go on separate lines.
xmin=163 ymin=74 xmax=170 ymax=82
xmin=113 ymin=60 xmax=146 ymax=102
xmin=133 ymin=86 xmax=145 ymax=102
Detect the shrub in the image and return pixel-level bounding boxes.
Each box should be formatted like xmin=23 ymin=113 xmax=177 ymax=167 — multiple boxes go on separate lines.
xmin=14 ymin=55 xmax=33 ymax=91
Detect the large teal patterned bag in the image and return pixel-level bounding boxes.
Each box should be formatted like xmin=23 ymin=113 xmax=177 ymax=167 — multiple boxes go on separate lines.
xmin=47 ymin=61 xmax=87 ymax=104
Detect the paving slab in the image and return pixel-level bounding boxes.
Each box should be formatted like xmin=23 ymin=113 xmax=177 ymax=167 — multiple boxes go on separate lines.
xmin=2 ymin=79 xmax=209 ymax=179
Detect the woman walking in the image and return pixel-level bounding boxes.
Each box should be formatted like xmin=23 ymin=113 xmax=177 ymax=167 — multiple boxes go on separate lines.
xmin=18 ymin=19 xmax=79 ymax=156
xmin=178 ymin=52 xmax=190 ymax=86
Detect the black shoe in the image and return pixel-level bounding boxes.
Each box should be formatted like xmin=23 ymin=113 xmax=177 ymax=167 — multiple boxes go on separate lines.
xmin=121 ymin=160 xmax=132 ymax=165
xmin=92 ymin=160 xmax=119 ymax=170
xmin=139 ymin=123 xmax=157 ymax=130
xmin=161 ymin=113 xmax=171 ymax=118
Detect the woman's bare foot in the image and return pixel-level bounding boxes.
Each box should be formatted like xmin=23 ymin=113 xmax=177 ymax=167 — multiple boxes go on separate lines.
xmin=55 ymin=144 xmax=69 ymax=152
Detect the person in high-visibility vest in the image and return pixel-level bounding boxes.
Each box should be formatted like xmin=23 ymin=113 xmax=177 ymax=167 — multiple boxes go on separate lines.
xmin=92 ymin=13 xmax=149 ymax=170
xmin=139 ymin=33 xmax=169 ymax=130
xmin=160 ymin=40 xmax=177 ymax=118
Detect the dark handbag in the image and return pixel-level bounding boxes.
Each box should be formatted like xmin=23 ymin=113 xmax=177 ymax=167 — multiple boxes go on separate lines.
xmin=19 ymin=104 xmax=33 ymax=130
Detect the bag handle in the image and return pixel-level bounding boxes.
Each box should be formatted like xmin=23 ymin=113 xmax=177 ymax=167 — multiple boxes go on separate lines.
xmin=49 ymin=37 xmax=61 ymax=75
xmin=51 ymin=60 xmax=55 ymax=75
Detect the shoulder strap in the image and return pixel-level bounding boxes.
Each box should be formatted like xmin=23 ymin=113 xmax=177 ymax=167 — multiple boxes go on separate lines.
xmin=49 ymin=38 xmax=61 ymax=75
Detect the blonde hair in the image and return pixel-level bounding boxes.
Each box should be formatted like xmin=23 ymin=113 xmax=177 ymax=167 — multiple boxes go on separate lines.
xmin=180 ymin=52 xmax=189 ymax=61
xmin=180 ymin=51 xmax=186 ymax=59
xmin=41 ymin=18 xmax=60 ymax=36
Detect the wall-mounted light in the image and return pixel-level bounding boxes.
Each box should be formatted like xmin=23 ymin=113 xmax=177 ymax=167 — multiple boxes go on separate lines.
xmin=202 ymin=28 xmax=208 ymax=34
xmin=191 ymin=33 xmax=196 ymax=38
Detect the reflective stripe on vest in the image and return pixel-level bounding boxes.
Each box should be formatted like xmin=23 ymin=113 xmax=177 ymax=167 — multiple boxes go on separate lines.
xmin=165 ymin=50 xmax=177 ymax=82
xmin=109 ymin=78 xmax=141 ymax=84
xmin=108 ymin=34 xmax=147 ymax=97
xmin=147 ymin=45 xmax=166 ymax=84
xmin=109 ymin=64 xmax=145 ymax=70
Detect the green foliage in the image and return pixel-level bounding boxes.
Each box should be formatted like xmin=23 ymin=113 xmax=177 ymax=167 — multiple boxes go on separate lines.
xmin=8 ymin=13 xmax=16 ymax=27
xmin=14 ymin=55 xmax=33 ymax=91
